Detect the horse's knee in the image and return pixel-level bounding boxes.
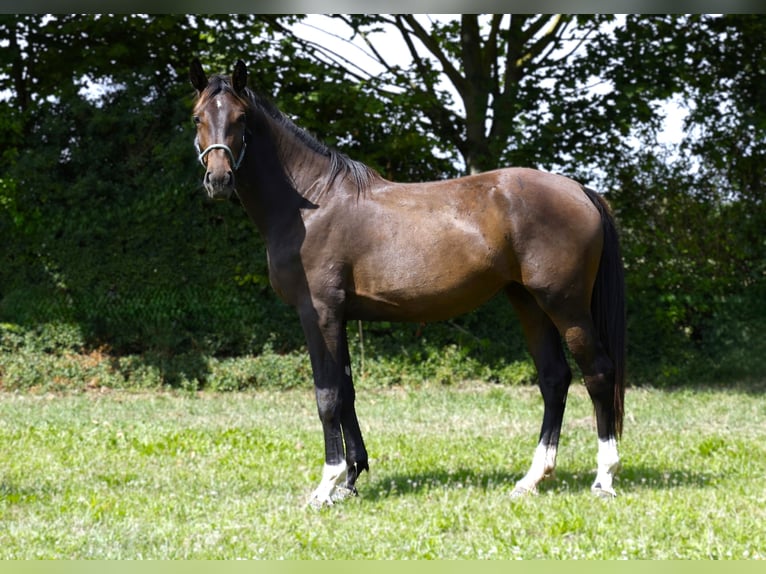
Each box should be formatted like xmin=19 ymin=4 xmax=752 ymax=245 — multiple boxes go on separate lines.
xmin=316 ymin=384 xmax=358 ymax=424
xmin=583 ymin=363 xmax=614 ymax=401
xmin=315 ymin=387 xmax=341 ymax=424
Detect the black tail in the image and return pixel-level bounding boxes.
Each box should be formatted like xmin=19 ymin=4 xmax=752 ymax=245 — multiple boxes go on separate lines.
xmin=582 ymin=186 xmax=626 ymax=437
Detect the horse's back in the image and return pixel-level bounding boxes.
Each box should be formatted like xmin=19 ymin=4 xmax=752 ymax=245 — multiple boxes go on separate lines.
xmin=317 ymin=167 xmax=602 ymax=322
xmin=377 ymin=166 xmax=604 ymax=282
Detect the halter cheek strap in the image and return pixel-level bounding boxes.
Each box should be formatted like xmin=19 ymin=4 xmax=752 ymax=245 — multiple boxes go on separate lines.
xmin=197 ymin=135 xmax=247 ymax=171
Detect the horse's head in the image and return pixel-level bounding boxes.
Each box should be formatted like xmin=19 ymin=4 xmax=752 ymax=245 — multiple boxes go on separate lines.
xmin=190 ymin=59 xmax=249 ymax=200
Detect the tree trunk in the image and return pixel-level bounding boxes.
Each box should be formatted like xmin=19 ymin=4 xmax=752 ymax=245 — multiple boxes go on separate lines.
xmin=460 ymin=15 xmax=493 ymax=174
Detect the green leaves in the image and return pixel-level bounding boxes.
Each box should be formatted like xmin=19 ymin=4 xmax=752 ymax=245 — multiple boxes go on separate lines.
xmin=0 ymin=14 xmax=764 ymax=387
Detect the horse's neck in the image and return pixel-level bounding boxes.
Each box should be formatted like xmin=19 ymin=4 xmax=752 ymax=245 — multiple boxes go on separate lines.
xmin=238 ymin=111 xmax=327 ymax=238
xmin=262 ymin=112 xmax=333 ymax=203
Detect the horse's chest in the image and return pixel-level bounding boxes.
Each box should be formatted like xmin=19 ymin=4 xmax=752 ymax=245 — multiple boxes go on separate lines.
xmin=266 ymin=250 xmax=296 ymax=304
xmin=266 ymin=246 xmax=322 ymax=307
xmin=266 ymin=243 xmax=346 ymax=309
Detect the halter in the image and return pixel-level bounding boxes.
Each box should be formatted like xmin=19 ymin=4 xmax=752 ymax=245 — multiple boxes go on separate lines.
xmin=197 ymin=134 xmax=247 ymax=171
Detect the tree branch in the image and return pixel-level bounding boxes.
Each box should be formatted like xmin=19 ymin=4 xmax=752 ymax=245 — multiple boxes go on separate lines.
xmin=524 ymin=15 xmax=572 ymax=65
xmin=262 ymin=16 xmax=374 ymax=83
xmin=334 ymin=14 xmax=399 ymax=75
xmin=504 ymin=14 xmax=529 ymax=91
xmin=487 ymin=15 xmax=503 ymax=103
xmin=397 ymin=14 xmax=468 ymax=98
xmin=390 ymin=16 xmax=465 ymax=157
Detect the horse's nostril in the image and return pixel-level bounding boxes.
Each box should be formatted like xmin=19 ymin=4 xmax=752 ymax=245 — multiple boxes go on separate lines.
xmin=204 ymin=169 xmax=234 ymax=195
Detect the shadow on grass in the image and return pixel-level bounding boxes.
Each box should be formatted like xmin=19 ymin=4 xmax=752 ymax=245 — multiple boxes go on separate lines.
xmin=0 ymin=479 xmax=50 ymax=506
xmin=363 ymin=468 xmax=518 ymax=501
xmin=607 ymin=465 xmax=718 ymax=491
xmin=362 ymin=464 xmax=718 ymax=501
xmin=627 ymin=379 xmax=766 ymax=398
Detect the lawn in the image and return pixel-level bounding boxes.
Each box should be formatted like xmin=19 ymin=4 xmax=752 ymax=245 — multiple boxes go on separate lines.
xmin=0 ymin=382 xmax=764 ymax=559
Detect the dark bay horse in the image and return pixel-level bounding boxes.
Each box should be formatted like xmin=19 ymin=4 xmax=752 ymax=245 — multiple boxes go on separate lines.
xmin=189 ymin=59 xmax=626 ymax=506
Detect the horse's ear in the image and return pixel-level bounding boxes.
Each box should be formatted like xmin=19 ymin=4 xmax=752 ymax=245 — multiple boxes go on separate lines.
xmin=189 ymin=58 xmax=208 ymax=92
xmin=232 ymin=60 xmax=248 ymax=93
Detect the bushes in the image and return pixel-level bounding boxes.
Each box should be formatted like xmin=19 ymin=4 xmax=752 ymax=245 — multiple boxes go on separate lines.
xmin=2 ymin=274 xmax=764 ymax=392
xmin=1 ymin=67 xmax=762 ymax=392
xmin=0 ymin=318 xmax=532 ymax=392
xmin=625 ymin=282 xmax=766 ymax=386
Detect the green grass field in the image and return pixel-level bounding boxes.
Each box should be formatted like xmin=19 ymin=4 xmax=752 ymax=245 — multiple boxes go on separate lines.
xmin=1 ymin=382 xmax=764 ymax=559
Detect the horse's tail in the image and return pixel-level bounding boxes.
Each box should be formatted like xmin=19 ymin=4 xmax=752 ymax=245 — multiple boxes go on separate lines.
xmin=582 ymin=186 xmax=626 ymax=437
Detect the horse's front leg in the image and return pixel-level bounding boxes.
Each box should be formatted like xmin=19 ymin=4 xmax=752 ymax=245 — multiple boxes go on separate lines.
xmin=336 ymin=330 xmax=369 ymax=493
xmin=300 ymin=305 xmax=368 ymax=507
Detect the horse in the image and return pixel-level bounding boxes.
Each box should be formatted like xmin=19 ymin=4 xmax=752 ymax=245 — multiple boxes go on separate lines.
xmin=189 ymin=59 xmax=626 ymax=506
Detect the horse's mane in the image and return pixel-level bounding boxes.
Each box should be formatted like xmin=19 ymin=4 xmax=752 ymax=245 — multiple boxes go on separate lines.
xmin=200 ymin=75 xmax=377 ymax=195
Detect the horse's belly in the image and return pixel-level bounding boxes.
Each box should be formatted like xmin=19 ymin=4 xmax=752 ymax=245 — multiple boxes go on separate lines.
xmin=346 ymin=266 xmax=506 ymax=322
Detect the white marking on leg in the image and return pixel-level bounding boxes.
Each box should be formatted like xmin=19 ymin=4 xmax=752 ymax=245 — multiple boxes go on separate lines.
xmin=592 ymin=436 xmax=621 ymax=497
xmin=344 ymin=365 xmax=351 ymax=377
xmin=513 ymin=441 xmax=558 ymax=496
xmin=308 ymin=461 xmax=347 ymax=507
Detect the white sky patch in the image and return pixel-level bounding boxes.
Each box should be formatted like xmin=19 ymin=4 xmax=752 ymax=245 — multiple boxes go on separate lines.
xmin=658 ymin=97 xmax=690 ymax=146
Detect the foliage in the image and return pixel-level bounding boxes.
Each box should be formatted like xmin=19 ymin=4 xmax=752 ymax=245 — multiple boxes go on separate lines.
xmin=0 ymin=311 xmax=536 ymax=392
xmin=1 ymin=14 xmax=765 ymax=389
xmin=320 ymin=15 xmax=617 ymax=175
xmin=601 ymin=16 xmax=766 ymax=384
xmin=1 ymin=385 xmax=765 ymax=558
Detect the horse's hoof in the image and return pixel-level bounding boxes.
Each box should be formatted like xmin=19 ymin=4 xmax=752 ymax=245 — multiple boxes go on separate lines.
xmin=331 ymin=485 xmax=358 ymax=503
xmin=307 ymin=485 xmax=357 ymax=509
xmin=307 ymin=494 xmax=332 ymax=509
xmin=510 ymin=485 xmax=537 ymax=498
xmin=591 ymin=483 xmax=617 ymax=499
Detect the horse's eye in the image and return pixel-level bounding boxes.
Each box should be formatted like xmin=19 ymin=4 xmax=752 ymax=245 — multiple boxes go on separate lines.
xmin=192 ymin=115 xmax=201 ymax=125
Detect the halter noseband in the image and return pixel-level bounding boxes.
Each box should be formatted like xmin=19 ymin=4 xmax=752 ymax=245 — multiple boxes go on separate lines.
xmin=197 ymin=135 xmax=247 ymax=171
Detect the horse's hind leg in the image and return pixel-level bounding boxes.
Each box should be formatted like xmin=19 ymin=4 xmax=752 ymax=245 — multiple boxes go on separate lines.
xmin=506 ymin=284 xmax=573 ymax=496
xmin=556 ymin=315 xmax=621 ymax=497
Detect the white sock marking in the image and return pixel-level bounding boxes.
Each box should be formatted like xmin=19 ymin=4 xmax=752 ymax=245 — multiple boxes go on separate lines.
xmin=514 ymin=442 xmax=558 ymax=494
xmin=309 ymin=461 xmax=347 ymax=506
xmin=593 ymin=436 xmax=620 ymax=496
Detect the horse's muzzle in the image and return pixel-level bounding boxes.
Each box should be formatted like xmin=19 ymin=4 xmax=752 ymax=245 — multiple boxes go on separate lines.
xmin=204 ymin=170 xmax=235 ymax=200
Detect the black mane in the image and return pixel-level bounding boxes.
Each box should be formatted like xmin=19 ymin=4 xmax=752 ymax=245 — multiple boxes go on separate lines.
xmin=204 ymin=75 xmax=377 ymax=195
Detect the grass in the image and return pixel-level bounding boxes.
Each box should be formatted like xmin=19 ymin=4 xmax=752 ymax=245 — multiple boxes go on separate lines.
xmin=1 ymin=382 xmax=765 ymax=559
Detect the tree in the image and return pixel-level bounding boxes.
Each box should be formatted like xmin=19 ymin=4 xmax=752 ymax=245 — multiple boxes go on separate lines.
xmin=1 ymin=14 xmax=764 ymax=384
xmin=588 ymin=15 xmax=766 ymax=380
xmin=282 ymin=15 xmax=610 ymax=174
